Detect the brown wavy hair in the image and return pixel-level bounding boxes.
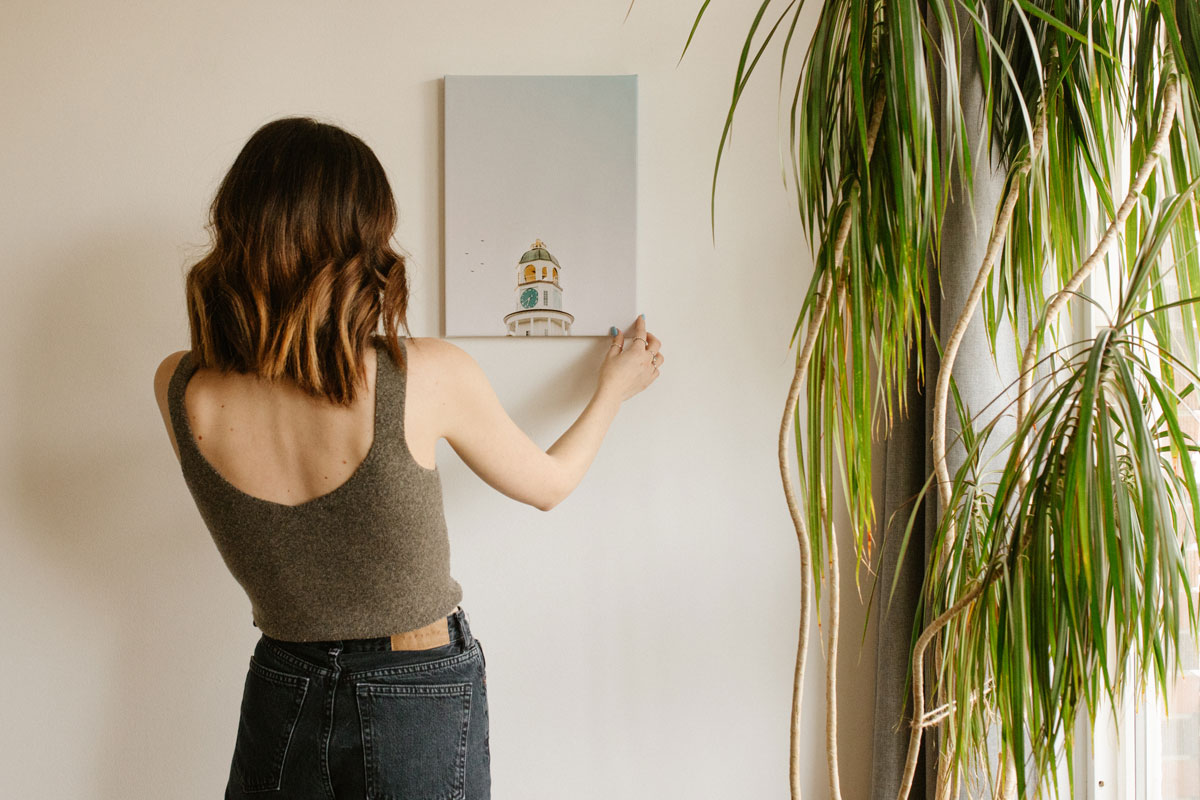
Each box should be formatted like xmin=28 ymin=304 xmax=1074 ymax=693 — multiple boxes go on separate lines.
xmin=184 ymin=116 xmax=410 ymax=406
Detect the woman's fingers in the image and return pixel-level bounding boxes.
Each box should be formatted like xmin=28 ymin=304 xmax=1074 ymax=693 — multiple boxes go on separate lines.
xmin=610 ymin=325 xmax=624 ymax=352
xmin=619 ymin=317 xmax=662 ymax=365
xmin=626 ymin=315 xmax=645 ymax=340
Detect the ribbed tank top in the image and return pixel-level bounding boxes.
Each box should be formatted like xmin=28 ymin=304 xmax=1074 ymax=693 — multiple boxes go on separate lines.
xmin=167 ymin=336 xmax=463 ymax=642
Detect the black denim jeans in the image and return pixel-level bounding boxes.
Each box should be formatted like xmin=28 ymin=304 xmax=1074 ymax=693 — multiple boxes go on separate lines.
xmin=225 ymin=607 xmax=490 ymax=799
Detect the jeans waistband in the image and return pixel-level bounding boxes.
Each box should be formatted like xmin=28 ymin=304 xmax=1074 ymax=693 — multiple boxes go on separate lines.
xmin=261 ymin=606 xmax=473 ymax=655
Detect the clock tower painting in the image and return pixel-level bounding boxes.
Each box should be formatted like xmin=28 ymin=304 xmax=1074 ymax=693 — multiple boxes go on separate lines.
xmin=443 ymin=75 xmax=637 ymax=337
xmin=504 ymin=239 xmax=574 ymax=335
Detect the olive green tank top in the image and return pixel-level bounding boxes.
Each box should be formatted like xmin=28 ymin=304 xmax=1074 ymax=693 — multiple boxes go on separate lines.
xmin=167 ymin=336 xmax=463 ymax=642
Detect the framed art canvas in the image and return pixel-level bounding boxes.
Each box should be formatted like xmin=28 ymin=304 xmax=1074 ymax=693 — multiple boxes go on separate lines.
xmin=444 ymin=74 xmax=637 ymax=337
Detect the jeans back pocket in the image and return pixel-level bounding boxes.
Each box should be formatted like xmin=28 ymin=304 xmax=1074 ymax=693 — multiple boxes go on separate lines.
xmin=356 ymin=682 xmax=472 ymax=800
xmin=232 ymin=657 xmax=310 ymax=792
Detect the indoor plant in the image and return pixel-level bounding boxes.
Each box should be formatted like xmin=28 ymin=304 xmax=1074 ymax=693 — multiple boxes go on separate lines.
xmin=679 ymin=0 xmax=1200 ymax=797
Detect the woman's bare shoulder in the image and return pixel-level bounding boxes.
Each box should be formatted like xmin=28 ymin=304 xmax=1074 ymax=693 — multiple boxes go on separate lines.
xmin=402 ymin=336 xmax=474 ymax=370
xmin=400 ymin=338 xmax=489 ymax=414
xmin=153 ymin=350 xmax=190 ymax=409
xmin=152 ymin=349 xmax=190 ymax=461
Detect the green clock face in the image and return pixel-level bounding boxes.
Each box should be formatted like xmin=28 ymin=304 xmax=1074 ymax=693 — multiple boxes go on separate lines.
xmin=520 ymin=287 xmax=539 ymax=309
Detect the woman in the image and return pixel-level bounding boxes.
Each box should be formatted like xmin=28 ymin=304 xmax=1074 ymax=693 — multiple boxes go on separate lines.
xmin=150 ymin=116 xmax=663 ymax=799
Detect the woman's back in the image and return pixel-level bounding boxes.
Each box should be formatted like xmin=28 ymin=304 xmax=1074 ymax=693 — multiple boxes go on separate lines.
xmin=170 ymin=334 xmax=442 ymax=507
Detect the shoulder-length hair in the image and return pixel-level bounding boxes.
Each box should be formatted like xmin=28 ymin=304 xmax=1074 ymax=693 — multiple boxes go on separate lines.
xmin=184 ymin=116 xmax=410 ymax=406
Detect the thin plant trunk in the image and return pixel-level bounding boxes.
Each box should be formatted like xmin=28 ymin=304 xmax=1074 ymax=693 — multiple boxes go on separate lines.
xmin=827 ymin=511 xmax=842 ymax=800
xmin=1017 ymin=74 xmax=1183 ymax=470
xmin=782 ymin=267 xmax=831 ymax=800
xmin=931 ymin=107 xmax=1048 ymax=514
xmin=926 ymin=102 xmax=1046 ymax=800
xmin=780 ymin=90 xmax=885 ymax=800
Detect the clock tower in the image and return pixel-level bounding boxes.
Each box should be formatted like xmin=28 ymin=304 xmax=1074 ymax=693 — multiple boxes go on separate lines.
xmin=503 ymin=239 xmax=575 ymax=335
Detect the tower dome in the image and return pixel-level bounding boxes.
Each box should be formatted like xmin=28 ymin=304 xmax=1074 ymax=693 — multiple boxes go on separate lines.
xmin=518 ymin=239 xmax=560 ymax=267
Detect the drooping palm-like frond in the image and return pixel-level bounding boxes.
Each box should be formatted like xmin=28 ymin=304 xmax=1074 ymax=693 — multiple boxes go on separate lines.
xmin=694 ymin=0 xmax=980 ymax=593
xmin=681 ymin=0 xmax=976 ymax=796
xmin=794 ymin=0 xmax=978 ymax=594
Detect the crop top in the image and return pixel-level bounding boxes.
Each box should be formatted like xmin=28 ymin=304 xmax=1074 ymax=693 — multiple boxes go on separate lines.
xmin=166 ymin=335 xmax=463 ymax=642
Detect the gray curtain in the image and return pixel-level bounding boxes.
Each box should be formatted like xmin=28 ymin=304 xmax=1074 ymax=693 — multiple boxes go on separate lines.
xmin=869 ymin=1 xmax=1017 ymax=798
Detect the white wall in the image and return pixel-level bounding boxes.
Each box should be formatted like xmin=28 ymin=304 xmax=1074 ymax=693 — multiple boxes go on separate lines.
xmin=0 ymin=2 xmax=878 ymax=798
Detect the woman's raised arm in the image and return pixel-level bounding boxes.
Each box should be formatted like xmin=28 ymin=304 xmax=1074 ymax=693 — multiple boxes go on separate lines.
xmin=438 ymin=315 xmax=662 ymax=511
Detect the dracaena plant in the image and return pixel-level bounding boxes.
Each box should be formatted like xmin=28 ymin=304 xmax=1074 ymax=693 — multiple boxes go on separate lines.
xmin=664 ymin=0 xmax=1200 ymax=797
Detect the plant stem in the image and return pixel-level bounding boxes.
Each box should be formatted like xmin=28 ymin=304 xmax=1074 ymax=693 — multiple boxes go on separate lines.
xmin=780 ymin=88 xmax=885 ymax=800
xmin=826 ymin=513 xmax=842 ymax=800
xmin=896 ymin=578 xmax=988 ymax=800
xmin=929 ymin=101 xmax=1045 ymax=800
xmin=781 ymin=266 xmax=830 ymax=800
xmin=995 ymin=743 xmax=1018 ymax=800
xmin=922 ymin=81 xmax=1045 ymax=800
xmin=932 ymin=106 xmax=1047 ymax=516
xmin=1016 ymin=74 xmax=1181 ymax=479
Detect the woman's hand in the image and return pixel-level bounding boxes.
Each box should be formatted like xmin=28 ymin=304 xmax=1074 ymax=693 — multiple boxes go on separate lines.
xmin=599 ymin=314 xmax=664 ymax=403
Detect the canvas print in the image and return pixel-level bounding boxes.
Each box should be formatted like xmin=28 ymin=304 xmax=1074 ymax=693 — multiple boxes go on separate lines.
xmin=444 ymin=74 xmax=637 ymax=337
